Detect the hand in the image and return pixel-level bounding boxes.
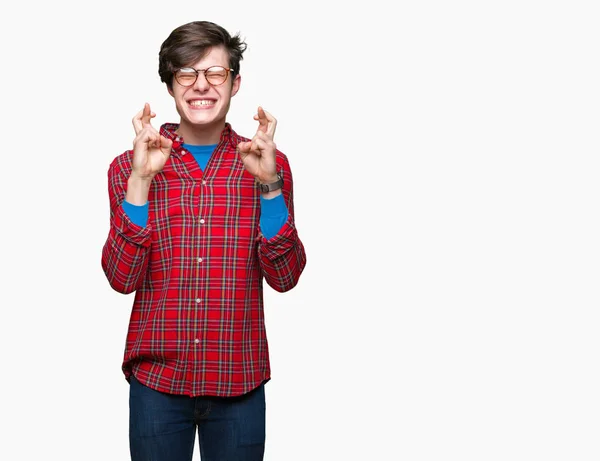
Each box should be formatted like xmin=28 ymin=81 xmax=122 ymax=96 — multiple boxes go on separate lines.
xmin=130 ymin=103 xmax=173 ymax=181
xmin=237 ymin=106 xmax=278 ymax=183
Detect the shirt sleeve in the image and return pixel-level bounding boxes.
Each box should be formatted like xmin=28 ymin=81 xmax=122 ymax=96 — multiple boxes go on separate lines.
xmin=122 ymin=201 xmax=149 ymax=228
xmin=101 ymin=153 xmax=153 ymax=294
xmin=258 ymin=153 xmax=307 ymax=292
xmin=260 ymin=194 xmax=288 ymax=240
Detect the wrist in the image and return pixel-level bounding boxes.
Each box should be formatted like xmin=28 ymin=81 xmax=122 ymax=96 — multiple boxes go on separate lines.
xmin=257 ymin=173 xmax=283 ymax=194
xmin=257 ymin=174 xmax=279 ymax=184
xmin=129 ymin=171 xmax=154 ymax=183
xmin=261 ymin=189 xmax=282 ymax=199
xmin=126 ymin=174 xmax=152 ymax=205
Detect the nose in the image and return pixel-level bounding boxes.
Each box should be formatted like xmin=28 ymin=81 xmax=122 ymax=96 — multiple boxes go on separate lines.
xmin=193 ymin=71 xmax=211 ymax=92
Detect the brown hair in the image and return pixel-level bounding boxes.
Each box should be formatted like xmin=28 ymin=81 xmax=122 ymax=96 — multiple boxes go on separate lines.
xmin=158 ymin=21 xmax=247 ymax=89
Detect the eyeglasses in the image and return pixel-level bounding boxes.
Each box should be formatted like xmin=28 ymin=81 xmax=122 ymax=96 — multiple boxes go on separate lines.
xmin=174 ymin=66 xmax=233 ymax=87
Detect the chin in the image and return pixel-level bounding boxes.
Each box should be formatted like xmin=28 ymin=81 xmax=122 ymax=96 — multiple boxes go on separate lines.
xmin=183 ymin=113 xmax=214 ymax=125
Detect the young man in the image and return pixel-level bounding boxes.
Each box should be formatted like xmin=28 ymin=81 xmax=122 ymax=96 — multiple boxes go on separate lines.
xmin=101 ymin=21 xmax=306 ymax=461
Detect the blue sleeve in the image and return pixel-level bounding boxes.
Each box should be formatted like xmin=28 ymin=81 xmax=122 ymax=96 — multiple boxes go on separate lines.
xmin=260 ymin=194 xmax=289 ymax=240
xmin=122 ymin=196 xmax=284 ymax=236
xmin=122 ymin=201 xmax=149 ymax=228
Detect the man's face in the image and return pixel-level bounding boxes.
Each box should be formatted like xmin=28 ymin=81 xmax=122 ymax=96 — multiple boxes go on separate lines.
xmin=168 ymin=45 xmax=241 ymax=130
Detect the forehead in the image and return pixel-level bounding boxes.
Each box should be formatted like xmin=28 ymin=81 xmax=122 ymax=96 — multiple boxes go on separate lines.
xmin=188 ymin=45 xmax=229 ymax=68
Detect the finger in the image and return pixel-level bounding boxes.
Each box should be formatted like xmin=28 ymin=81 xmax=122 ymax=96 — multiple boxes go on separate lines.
xmin=256 ymin=106 xmax=269 ymax=134
xmin=133 ymin=132 xmax=154 ymax=150
xmin=255 ymin=131 xmax=277 ymax=150
xmin=149 ymin=133 xmax=160 ymax=149
xmin=236 ymin=142 xmax=251 ymax=160
xmin=261 ymin=108 xmax=277 ymax=138
xmin=250 ymin=132 xmax=267 ymax=152
xmin=250 ymin=137 xmax=272 ymax=155
xmin=133 ymin=127 xmax=150 ymax=144
xmin=160 ymin=135 xmax=173 ymax=156
xmin=136 ymin=126 xmax=161 ymax=146
xmin=237 ymin=141 xmax=251 ymax=153
xmin=142 ymin=103 xmax=154 ymax=126
xmin=132 ymin=107 xmax=145 ymax=135
xmin=132 ymin=103 xmax=155 ymax=134
xmin=254 ymin=130 xmax=273 ymax=142
xmin=160 ymin=135 xmax=172 ymax=147
xmin=237 ymin=142 xmax=254 ymax=160
xmin=136 ymin=127 xmax=160 ymax=146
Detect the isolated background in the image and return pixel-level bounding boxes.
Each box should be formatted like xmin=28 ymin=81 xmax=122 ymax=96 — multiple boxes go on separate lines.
xmin=1 ymin=0 xmax=599 ymax=460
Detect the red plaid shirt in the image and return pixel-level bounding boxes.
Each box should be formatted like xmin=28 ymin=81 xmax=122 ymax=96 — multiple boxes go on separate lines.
xmin=101 ymin=123 xmax=306 ymax=397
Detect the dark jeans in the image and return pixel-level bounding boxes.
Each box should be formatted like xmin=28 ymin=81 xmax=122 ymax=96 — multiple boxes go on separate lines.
xmin=129 ymin=375 xmax=266 ymax=461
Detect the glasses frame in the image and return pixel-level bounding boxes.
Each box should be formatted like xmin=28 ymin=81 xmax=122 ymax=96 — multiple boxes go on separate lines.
xmin=174 ymin=66 xmax=234 ymax=87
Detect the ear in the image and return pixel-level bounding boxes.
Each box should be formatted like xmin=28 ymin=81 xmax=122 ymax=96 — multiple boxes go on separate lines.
xmin=167 ymin=85 xmax=174 ymax=97
xmin=231 ymin=74 xmax=241 ymax=97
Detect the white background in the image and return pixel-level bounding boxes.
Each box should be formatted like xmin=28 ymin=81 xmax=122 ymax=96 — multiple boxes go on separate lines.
xmin=1 ymin=0 xmax=599 ymax=460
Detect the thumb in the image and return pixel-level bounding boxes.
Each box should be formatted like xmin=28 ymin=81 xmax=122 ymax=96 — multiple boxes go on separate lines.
xmin=237 ymin=141 xmax=251 ymax=152
xmin=237 ymin=141 xmax=252 ymax=161
xmin=160 ymin=136 xmax=173 ymax=153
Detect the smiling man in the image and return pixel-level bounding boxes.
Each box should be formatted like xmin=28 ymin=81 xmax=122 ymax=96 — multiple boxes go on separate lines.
xmin=101 ymin=21 xmax=306 ymax=461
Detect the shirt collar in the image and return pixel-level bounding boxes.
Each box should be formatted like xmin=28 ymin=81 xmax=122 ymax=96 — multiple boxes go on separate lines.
xmin=160 ymin=123 xmax=235 ymax=156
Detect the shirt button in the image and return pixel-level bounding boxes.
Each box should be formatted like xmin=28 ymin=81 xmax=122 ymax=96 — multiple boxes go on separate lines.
xmin=195 ymin=298 xmax=201 ymax=304
xmin=199 ymin=218 xmax=205 ymax=224
xmin=202 ymin=180 xmax=207 ymax=185
xmin=197 ymin=257 xmax=203 ymax=263
xmin=194 ymin=338 xmax=200 ymax=344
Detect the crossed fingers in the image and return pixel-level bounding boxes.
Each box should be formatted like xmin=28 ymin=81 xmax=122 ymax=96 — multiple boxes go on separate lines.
xmin=132 ymin=102 xmax=156 ymax=136
xmin=254 ymin=106 xmax=277 ymax=139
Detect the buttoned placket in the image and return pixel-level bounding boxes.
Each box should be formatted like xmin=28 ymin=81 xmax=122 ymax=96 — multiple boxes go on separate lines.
xmin=176 ymin=138 xmax=209 ymax=386
xmin=169 ymin=130 xmax=230 ymax=393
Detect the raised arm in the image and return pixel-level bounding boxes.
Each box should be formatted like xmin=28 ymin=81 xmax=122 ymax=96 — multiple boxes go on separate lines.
xmin=237 ymin=107 xmax=306 ymax=291
xmin=101 ymin=104 xmax=172 ymax=293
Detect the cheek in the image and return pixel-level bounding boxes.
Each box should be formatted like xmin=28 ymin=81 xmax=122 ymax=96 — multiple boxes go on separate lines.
xmin=175 ymin=92 xmax=188 ymax=110
xmin=219 ymin=88 xmax=234 ymax=104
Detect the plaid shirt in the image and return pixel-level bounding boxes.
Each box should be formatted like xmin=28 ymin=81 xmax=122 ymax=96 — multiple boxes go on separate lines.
xmin=101 ymin=123 xmax=306 ymax=397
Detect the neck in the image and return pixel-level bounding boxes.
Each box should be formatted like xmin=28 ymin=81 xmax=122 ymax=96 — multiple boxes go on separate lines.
xmin=176 ymin=119 xmax=226 ymax=145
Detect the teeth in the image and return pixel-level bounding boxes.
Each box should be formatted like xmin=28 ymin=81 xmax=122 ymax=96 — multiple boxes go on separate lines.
xmin=190 ymin=100 xmax=215 ymax=106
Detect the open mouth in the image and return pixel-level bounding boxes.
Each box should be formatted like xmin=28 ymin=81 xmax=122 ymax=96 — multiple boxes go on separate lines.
xmin=188 ymin=99 xmax=216 ymax=108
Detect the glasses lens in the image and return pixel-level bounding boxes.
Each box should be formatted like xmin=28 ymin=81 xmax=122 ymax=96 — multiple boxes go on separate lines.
xmin=176 ymin=69 xmax=197 ymax=86
xmin=205 ymin=67 xmax=228 ymax=85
